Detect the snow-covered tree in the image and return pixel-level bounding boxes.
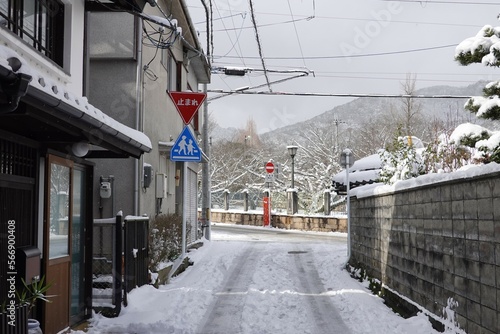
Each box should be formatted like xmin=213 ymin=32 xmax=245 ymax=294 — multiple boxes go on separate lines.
xmin=422 ymin=130 xmax=473 ymax=173
xmin=454 ymin=20 xmax=500 ymax=162
xmin=291 ymin=126 xmax=343 ymax=213
xmin=379 ymin=132 xmax=425 ymax=184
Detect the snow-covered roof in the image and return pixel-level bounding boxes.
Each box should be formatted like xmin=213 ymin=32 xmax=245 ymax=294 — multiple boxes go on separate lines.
xmin=0 ymin=45 xmax=152 ymax=155
xmin=349 ymin=153 xmax=381 ymax=172
xmin=333 ymin=153 xmax=382 ymax=189
xmin=333 ymin=169 xmax=381 ymax=185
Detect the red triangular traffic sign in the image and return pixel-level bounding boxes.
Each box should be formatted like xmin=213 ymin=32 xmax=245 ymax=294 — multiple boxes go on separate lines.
xmin=168 ymin=91 xmax=206 ymax=124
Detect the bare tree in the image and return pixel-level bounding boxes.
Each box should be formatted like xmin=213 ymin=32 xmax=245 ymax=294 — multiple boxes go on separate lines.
xmin=398 ymin=73 xmax=423 ymax=139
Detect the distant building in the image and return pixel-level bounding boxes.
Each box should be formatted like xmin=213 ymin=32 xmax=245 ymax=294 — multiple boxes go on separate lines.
xmin=332 ymin=153 xmax=382 ymax=194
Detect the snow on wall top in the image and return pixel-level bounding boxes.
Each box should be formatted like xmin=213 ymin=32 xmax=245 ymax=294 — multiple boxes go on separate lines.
xmin=351 ymin=162 xmax=500 ymax=198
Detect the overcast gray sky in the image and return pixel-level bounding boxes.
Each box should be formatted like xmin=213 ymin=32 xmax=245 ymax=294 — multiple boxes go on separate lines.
xmin=185 ymin=0 xmax=500 ymax=133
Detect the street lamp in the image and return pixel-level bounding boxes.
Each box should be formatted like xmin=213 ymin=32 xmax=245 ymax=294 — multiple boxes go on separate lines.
xmin=287 ymin=145 xmax=298 ymax=214
xmin=287 ymin=145 xmax=298 ymax=188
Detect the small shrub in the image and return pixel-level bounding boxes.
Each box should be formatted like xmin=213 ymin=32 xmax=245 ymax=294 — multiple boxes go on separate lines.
xmin=149 ymin=214 xmax=184 ymax=272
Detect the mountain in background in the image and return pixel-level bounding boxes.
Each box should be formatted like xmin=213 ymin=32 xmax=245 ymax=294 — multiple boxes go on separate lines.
xmin=211 ymin=81 xmax=495 ymax=146
xmin=259 ymin=81 xmax=495 ymax=147
xmin=210 ymin=125 xmax=239 ymax=142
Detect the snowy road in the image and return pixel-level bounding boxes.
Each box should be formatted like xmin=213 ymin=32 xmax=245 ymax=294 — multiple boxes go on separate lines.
xmin=84 ymin=224 xmax=448 ymax=334
xmin=196 ymin=241 xmax=350 ymax=334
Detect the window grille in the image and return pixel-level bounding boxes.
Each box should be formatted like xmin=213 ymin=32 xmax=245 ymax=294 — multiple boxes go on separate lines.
xmin=0 ymin=0 xmax=64 ymax=66
xmin=0 ymin=138 xmax=37 ymax=178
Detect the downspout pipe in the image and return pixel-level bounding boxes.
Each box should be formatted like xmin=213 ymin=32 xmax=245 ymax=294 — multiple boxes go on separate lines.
xmin=134 ymin=17 xmax=144 ymax=216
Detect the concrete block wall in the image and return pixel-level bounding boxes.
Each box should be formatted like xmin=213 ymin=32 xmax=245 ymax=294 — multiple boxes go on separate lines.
xmin=349 ymin=171 xmax=500 ymax=333
xmin=209 ymin=210 xmax=347 ymax=233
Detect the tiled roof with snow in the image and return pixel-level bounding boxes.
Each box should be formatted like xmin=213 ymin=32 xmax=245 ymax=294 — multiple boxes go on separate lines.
xmin=0 ymin=45 xmax=152 ymax=151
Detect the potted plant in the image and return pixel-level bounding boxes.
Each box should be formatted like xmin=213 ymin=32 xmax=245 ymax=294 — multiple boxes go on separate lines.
xmin=17 ymin=276 xmax=53 ymax=334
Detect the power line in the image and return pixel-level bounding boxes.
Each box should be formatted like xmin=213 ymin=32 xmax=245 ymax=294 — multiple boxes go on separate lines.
xmin=287 ymin=0 xmax=308 ymax=69
xmin=189 ymin=5 xmax=483 ymax=30
xmin=380 ymin=0 xmax=500 ymax=5
xmin=213 ymin=1 xmax=246 ymax=66
xmin=195 ymin=15 xmax=479 ymax=34
xmin=248 ymin=0 xmax=272 ymax=92
xmin=206 ymin=89 xmax=473 ymax=99
xmin=211 ymin=59 xmax=496 ymax=76
xmin=195 ymin=12 xmax=245 ymax=25
xmin=215 ymin=43 xmax=457 ymax=60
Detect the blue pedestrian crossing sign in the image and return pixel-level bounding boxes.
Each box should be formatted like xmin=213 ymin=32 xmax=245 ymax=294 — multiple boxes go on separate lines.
xmin=170 ymin=126 xmax=201 ymax=162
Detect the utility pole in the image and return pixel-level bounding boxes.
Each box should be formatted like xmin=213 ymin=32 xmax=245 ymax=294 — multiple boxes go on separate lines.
xmin=333 ymin=118 xmax=346 ymax=153
xmin=201 ymin=83 xmax=211 ymax=240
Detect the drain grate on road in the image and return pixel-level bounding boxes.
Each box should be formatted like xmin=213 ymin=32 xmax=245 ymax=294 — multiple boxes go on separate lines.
xmin=288 ymin=251 xmax=308 ymax=254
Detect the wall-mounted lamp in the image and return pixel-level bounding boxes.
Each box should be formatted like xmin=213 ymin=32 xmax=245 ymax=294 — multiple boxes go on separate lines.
xmin=72 ymin=142 xmax=90 ymax=157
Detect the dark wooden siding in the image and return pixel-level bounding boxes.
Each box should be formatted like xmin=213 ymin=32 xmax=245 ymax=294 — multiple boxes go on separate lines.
xmin=0 ymin=137 xmax=37 ymax=305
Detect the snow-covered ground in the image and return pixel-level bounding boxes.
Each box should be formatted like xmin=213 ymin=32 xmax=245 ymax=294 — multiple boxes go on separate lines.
xmin=74 ymin=224 xmax=461 ymax=334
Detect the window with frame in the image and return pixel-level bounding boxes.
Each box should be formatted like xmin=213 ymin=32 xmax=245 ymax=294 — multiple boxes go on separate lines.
xmin=0 ymin=0 xmax=65 ymax=66
xmin=161 ymin=49 xmax=182 ymax=92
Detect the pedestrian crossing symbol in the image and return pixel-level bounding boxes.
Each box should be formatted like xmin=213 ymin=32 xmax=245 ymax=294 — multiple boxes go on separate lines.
xmin=170 ymin=126 xmax=201 ymax=162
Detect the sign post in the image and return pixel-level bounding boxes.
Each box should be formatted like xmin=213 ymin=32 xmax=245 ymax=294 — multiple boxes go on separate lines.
xmin=263 ymin=161 xmax=275 ymax=227
xmin=168 ymin=91 xmax=206 ymax=256
xmin=263 ymin=196 xmax=270 ymax=227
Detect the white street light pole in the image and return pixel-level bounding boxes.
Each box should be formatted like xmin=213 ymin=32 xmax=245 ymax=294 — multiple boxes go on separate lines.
xmin=344 ymin=149 xmax=352 ymax=259
xmin=287 ymin=145 xmax=298 ymax=214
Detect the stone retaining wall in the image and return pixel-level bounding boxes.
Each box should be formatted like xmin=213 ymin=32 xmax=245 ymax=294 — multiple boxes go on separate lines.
xmin=349 ymin=171 xmax=500 ymax=333
xmin=210 ymin=210 xmax=347 ymax=233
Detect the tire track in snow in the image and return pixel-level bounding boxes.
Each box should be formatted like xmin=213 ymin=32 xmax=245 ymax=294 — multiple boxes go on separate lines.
xmin=292 ymin=247 xmax=352 ymax=334
xmin=196 ymin=245 xmax=260 ymax=334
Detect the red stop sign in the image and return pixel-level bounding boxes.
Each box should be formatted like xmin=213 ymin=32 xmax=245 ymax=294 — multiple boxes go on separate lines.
xmin=265 ymin=161 xmax=274 ymax=173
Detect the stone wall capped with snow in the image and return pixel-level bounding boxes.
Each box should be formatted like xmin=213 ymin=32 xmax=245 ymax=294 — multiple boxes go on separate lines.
xmin=210 ymin=211 xmax=347 ymax=233
xmin=349 ymin=171 xmax=500 ymax=333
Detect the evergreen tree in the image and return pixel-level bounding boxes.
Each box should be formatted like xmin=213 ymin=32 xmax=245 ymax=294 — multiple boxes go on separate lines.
xmin=454 ymin=20 xmax=500 ymax=162
xmin=379 ymin=130 xmax=425 ymax=185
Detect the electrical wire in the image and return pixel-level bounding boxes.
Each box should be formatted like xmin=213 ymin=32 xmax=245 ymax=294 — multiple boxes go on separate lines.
xmin=380 ymin=0 xmax=500 ymax=5
xmin=287 ymin=0 xmax=308 ymax=69
xmin=145 ymin=28 xmax=163 ymax=68
xmin=198 ymin=16 xmax=313 ymax=33
xmin=206 ymin=89 xmax=474 ymax=99
xmin=213 ymin=1 xmax=247 ymax=67
xmin=228 ymin=6 xmax=247 ymax=64
xmin=215 ymin=43 xmax=457 ymax=60
xmin=188 ymin=5 xmax=483 ymax=30
xmin=208 ymin=72 xmax=309 ymax=101
xmin=248 ymin=0 xmax=272 ymax=92
xmin=195 ymin=12 xmax=245 ymax=25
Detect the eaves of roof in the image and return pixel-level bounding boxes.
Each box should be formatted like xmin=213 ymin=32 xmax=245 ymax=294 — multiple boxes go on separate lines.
xmin=0 ymin=48 xmax=152 ymax=158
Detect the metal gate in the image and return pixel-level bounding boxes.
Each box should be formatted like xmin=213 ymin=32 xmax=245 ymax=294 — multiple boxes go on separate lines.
xmin=123 ymin=216 xmax=149 ymax=297
xmin=92 ymin=214 xmax=122 ymax=316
